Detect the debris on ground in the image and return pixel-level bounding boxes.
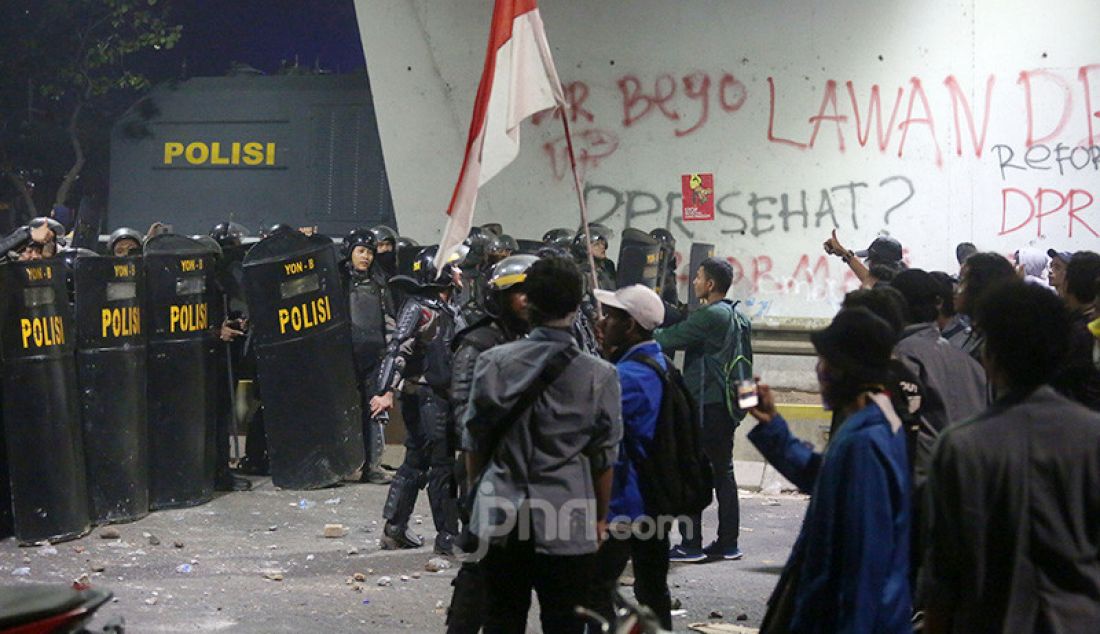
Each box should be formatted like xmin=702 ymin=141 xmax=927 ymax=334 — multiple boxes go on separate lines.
xmin=353 ymin=572 xmax=367 ymax=582
xmin=262 ymin=570 xmax=285 ymax=582
xmin=144 ymin=597 xmax=158 ymax=606
xmin=91 ymin=563 xmax=106 ymax=572
xmin=399 ymin=575 xmax=410 ymax=582
xmin=346 ymin=547 xmax=359 ymax=556
xmin=99 ymin=527 xmax=121 ymax=539
xmin=425 ymin=558 xmax=451 ymax=572
xmin=736 ymin=613 xmax=749 ymax=621
xmin=323 ymin=524 xmax=348 ymax=538
xmin=175 ymin=564 xmax=192 ymax=574
xmin=173 ymin=541 xmax=184 ymax=549
xmin=324 ymin=497 xmax=342 ymax=505
xmin=377 ymin=576 xmax=392 ymax=586
xmin=762 ymin=499 xmax=781 ymax=507
xmin=11 ymin=567 xmax=30 ymax=576
xmin=709 ymin=610 xmax=724 ymax=618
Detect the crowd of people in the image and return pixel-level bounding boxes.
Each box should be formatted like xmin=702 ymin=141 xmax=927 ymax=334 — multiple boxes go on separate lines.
xmin=3 ymin=214 xmax=1100 ymax=633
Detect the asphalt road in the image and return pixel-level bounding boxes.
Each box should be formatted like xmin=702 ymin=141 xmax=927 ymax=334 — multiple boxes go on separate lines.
xmin=0 ymin=474 xmax=807 ymax=633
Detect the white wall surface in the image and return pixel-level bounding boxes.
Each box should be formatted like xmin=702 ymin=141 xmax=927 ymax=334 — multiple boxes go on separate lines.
xmin=355 ymin=0 xmax=1100 ymax=321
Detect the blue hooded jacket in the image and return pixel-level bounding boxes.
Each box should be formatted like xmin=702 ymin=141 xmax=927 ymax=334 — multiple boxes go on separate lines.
xmin=749 ymin=396 xmax=912 ymax=633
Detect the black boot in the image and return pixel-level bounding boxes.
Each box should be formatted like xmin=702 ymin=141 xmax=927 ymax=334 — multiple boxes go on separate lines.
xmin=382 ymin=522 xmax=424 ymax=549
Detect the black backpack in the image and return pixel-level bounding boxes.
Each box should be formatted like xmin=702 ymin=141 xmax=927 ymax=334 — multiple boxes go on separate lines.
xmin=627 ymin=354 xmax=713 ymax=517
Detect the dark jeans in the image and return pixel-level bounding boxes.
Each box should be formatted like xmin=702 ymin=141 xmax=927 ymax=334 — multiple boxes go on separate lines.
xmin=680 ymin=402 xmax=740 ymax=549
xmin=482 ymin=531 xmax=595 ymax=633
xmin=590 ymin=527 xmax=672 ymax=630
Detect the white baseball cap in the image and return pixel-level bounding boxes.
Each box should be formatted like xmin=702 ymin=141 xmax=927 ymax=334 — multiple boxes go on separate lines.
xmin=594 ymin=285 xmax=665 ymax=331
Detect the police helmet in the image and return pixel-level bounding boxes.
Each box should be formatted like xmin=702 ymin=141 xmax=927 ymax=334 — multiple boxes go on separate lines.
xmin=484 ymin=254 xmax=538 ymax=318
xmin=29 ymin=217 xmax=66 ymax=247
xmin=209 ymin=221 xmax=247 ymax=248
xmin=649 ymin=228 xmax=676 ymax=252
xmin=369 ymin=225 xmax=399 ymax=246
xmin=396 ymin=236 xmax=420 ymax=250
xmin=108 ymin=227 xmax=144 ymax=254
xmin=481 ymin=223 xmax=503 ymax=237
xmin=262 ymin=223 xmax=294 ymax=238
xmin=579 ymin=222 xmax=613 ymax=245
xmin=410 ymin=245 xmax=459 ymax=289
xmin=464 ymin=226 xmax=493 ymax=255
xmin=343 ymin=228 xmax=377 ymax=258
xmin=488 ymin=254 xmax=538 ymax=291
xmin=487 ymin=234 xmax=518 ymax=256
xmin=542 ymin=228 xmax=573 ymax=248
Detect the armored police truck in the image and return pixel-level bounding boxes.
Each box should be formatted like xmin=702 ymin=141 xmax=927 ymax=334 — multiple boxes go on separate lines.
xmin=109 ymin=73 xmax=397 ymax=236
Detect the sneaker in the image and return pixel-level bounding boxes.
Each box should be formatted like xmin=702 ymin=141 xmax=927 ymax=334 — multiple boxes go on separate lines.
xmin=703 ymin=541 xmax=743 ymax=560
xmin=381 ymin=523 xmax=424 ymax=550
xmin=668 ymin=545 xmax=707 ymax=563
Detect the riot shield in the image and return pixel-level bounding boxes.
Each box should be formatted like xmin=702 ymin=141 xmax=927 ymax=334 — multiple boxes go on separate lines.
xmin=0 ymin=259 xmax=90 ymax=543
xmin=615 ymin=228 xmax=662 ymax=289
xmin=75 ymin=255 xmax=149 ymax=523
xmin=144 ymin=234 xmax=218 ymax=510
xmin=242 ymin=231 xmax=364 ymax=489
xmin=687 ymin=242 xmax=716 ymax=308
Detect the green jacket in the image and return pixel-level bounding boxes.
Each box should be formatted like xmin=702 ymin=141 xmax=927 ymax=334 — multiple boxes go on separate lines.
xmin=654 ymin=299 xmax=741 ymax=406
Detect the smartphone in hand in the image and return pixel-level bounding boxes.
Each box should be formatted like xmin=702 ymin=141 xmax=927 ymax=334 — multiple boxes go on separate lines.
xmin=737 ymin=379 xmax=759 ymax=410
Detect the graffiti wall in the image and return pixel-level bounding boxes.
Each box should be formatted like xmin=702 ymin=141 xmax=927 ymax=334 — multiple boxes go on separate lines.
xmin=354 ymin=0 xmax=1100 ymax=320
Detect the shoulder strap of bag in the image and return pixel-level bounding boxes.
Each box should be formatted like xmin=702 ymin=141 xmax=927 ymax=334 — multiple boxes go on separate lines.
xmin=478 ymin=344 xmax=579 ymax=469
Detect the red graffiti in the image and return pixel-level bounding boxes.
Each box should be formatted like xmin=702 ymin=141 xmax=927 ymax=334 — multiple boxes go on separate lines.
xmin=945 ymin=74 xmax=995 ymax=157
xmin=1077 ymin=64 xmax=1100 ymax=147
xmin=1019 ymin=69 xmax=1074 ymax=147
xmin=999 ymin=186 xmax=1098 ymax=238
xmin=618 ymin=71 xmax=747 ymax=137
xmin=532 ymin=81 xmax=594 ymax=125
xmin=847 ymin=81 xmax=903 ymax=151
xmin=543 ymin=128 xmax=620 ymax=181
xmin=767 ymin=77 xmax=807 ymax=150
xmin=896 ymin=78 xmax=943 ymax=167
xmin=808 ymin=80 xmax=848 ymax=151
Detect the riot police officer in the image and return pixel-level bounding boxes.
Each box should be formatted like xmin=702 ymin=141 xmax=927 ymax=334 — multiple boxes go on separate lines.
xmin=107 ymin=227 xmax=144 ymax=257
xmin=369 ymin=246 xmax=463 ymax=553
xmin=446 ymin=254 xmax=535 ymax=633
xmin=461 ymin=232 xmax=515 ymax=324
xmin=1 ymin=217 xmax=63 ymax=262
xmin=342 ymin=228 xmax=395 ymax=485
xmin=573 ymin=223 xmax=616 ymax=290
xmin=208 ymin=222 xmax=253 ymax=491
xmin=542 ymin=227 xmax=573 ymax=250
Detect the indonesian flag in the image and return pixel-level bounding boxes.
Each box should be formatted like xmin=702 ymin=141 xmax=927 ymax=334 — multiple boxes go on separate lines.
xmin=435 ymin=0 xmax=565 ymax=270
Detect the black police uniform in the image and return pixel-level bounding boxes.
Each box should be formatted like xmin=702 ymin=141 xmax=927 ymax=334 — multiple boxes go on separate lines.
xmin=377 ymin=288 xmax=462 ymax=550
xmin=445 ymin=315 xmax=524 ymax=633
xmin=343 ymin=262 xmax=395 ymax=479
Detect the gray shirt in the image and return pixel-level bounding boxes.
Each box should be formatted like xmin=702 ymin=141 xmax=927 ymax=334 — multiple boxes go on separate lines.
xmin=920 ymin=386 xmax=1100 ymax=632
xmin=894 ymin=322 xmax=989 ymax=486
xmin=463 ymin=327 xmax=622 ymax=555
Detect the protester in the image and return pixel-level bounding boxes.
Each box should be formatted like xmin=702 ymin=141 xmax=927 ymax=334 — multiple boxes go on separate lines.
xmin=463 ymin=256 xmax=621 ymax=633
xmin=655 ymin=257 xmax=747 ymax=563
xmin=920 ymin=280 xmax=1100 ymax=632
xmin=952 ymin=252 xmax=1015 ymax=360
xmin=954 ymin=242 xmax=977 ymax=267
xmin=890 ymin=269 xmax=988 ymax=484
xmin=1050 ymin=251 xmax=1100 ymax=410
xmin=1047 ymin=248 xmax=1072 ymax=296
xmin=589 ymin=284 xmax=673 ymax=630
xmin=1013 ymin=247 xmax=1051 ymax=289
xmin=749 ymin=308 xmax=912 ymax=633
xmin=823 ymin=230 xmax=904 ymax=288
xmin=929 ymin=271 xmax=971 ymax=348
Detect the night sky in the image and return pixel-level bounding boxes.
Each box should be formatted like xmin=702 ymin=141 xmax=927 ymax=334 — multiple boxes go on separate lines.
xmin=164 ymin=0 xmax=366 ymax=77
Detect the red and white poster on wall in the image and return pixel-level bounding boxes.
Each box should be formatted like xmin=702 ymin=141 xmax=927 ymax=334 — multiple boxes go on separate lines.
xmin=681 ymin=173 xmax=715 ymax=221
